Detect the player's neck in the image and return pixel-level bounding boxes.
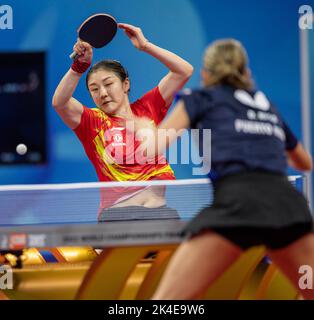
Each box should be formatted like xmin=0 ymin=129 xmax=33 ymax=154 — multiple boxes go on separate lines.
xmin=113 ymin=97 xmax=132 ymax=118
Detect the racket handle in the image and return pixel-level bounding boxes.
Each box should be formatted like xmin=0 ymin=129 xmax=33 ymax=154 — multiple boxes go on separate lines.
xmin=69 ymin=51 xmax=79 ymax=60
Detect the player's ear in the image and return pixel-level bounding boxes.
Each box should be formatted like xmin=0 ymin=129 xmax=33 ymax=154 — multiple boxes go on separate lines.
xmin=123 ymin=78 xmax=130 ymax=94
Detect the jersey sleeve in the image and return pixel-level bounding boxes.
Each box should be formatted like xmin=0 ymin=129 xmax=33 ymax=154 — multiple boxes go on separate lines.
xmin=282 ymin=121 xmax=298 ymax=150
xmin=73 ymin=106 xmax=98 ymax=142
xmin=132 ymin=87 xmax=169 ymax=125
xmin=176 ymin=89 xmax=213 ymax=127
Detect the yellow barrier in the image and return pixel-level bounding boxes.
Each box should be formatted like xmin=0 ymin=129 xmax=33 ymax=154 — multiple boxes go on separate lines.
xmin=0 ymin=245 xmax=301 ymax=300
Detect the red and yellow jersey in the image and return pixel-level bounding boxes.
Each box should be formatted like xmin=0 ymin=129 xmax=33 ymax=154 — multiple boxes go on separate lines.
xmin=74 ymin=87 xmax=175 ymax=210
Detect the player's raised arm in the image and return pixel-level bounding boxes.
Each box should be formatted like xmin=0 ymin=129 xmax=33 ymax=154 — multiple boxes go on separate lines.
xmin=118 ymin=23 xmax=193 ymax=106
xmin=52 ymin=40 xmax=92 ymax=129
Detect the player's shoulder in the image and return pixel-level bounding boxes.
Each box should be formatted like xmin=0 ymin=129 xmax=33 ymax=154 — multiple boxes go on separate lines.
xmin=131 ymin=86 xmax=164 ymax=111
xmin=180 ymin=87 xmax=205 ymax=96
xmin=88 ymin=106 xmax=108 ymax=116
xmin=80 ymin=106 xmax=99 ymax=117
xmin=232 ymin=88 xmax=280 ymax=114
xmin=84 ymin=106 xmax=110 ymax=121
xmin=178 ymin=87 xmax=216 ymax=104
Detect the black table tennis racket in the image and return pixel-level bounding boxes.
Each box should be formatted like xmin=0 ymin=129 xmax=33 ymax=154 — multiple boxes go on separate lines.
xmin=70 ymin=13 xmax=117 ymax=60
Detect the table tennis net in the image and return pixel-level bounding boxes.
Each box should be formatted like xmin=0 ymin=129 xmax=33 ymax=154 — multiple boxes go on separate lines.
xmin=0 ymin=176 xmax=305 ymax=226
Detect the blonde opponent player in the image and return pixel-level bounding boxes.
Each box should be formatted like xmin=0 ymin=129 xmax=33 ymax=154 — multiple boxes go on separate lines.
xmin=52 ymin=23 xmax=193 ymax=221
xmin=134 ymin=39 xmax=314 ymax=299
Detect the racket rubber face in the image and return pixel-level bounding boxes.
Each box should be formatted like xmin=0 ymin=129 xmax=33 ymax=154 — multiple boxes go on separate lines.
xmin=78 ymin=14 xmax=117 ymax=48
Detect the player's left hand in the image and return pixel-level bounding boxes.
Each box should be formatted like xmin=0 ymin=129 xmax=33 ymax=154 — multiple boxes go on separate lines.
xmin=118 ymin=23 xmax=149 ymax=50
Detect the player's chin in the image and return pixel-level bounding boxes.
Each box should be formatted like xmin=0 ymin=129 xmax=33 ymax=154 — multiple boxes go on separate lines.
xmin=99 ymin=102 xmax=117 ymax=114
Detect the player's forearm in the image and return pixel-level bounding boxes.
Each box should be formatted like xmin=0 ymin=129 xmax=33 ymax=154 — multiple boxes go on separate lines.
xmin=287 ymin=144 xmax=313 ymax=171
xmin=52 ymin=69 xmax=82 ymax=108
xmin=142 ymin=42 xmax=193 ymax=78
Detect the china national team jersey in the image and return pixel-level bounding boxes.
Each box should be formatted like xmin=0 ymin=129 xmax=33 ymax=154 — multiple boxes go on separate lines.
xmin=74 ymin=86 xmax=175 ymax=210
xmin=178 ymin=84 xmax=298 ymax=180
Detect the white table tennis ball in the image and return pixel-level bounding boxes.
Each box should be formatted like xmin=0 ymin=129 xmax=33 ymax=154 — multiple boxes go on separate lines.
xmin=16 ymin=143 xmax=27 ymax=155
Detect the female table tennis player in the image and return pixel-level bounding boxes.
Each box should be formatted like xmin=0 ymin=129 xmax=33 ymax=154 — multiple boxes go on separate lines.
xmin=52 ymin=23 xmax=193 ymax=221
xmin=134 ymin=39 xmax=314 ymax=299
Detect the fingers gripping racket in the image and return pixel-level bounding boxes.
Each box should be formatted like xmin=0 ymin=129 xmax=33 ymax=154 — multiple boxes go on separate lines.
xmin=70 ymin=13 xmax=117 ymax=60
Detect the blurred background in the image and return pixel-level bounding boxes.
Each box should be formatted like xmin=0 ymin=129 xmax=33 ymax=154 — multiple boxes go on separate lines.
xmin=0 ymin=0 xmax=313 ymax=205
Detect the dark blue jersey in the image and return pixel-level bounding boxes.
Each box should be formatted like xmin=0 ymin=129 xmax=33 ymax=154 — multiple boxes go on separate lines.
xmin=178 ymin=85 xmax=298 ymax=180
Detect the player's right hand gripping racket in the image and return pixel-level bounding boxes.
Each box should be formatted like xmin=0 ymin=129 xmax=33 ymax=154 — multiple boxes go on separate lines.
xmin=70 ymin=13 xmax=117 ymax=60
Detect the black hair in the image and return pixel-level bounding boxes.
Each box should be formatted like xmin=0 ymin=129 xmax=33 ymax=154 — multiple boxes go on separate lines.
xmin=86 ymin=59 xmax=129 ymax=90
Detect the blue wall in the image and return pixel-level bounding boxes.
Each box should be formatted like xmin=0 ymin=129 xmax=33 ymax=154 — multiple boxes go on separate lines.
xmin=0 ymin=0 xmax=307 ymax=184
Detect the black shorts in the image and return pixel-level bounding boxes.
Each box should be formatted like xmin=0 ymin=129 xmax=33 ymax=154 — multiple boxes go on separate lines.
xmin=183 ymin=171 xmax=314 ymax=250
xmin=98 ymin=205 xmax=180 ymax=222
xmin=211 ymin=223 xmax=313 ymax=250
